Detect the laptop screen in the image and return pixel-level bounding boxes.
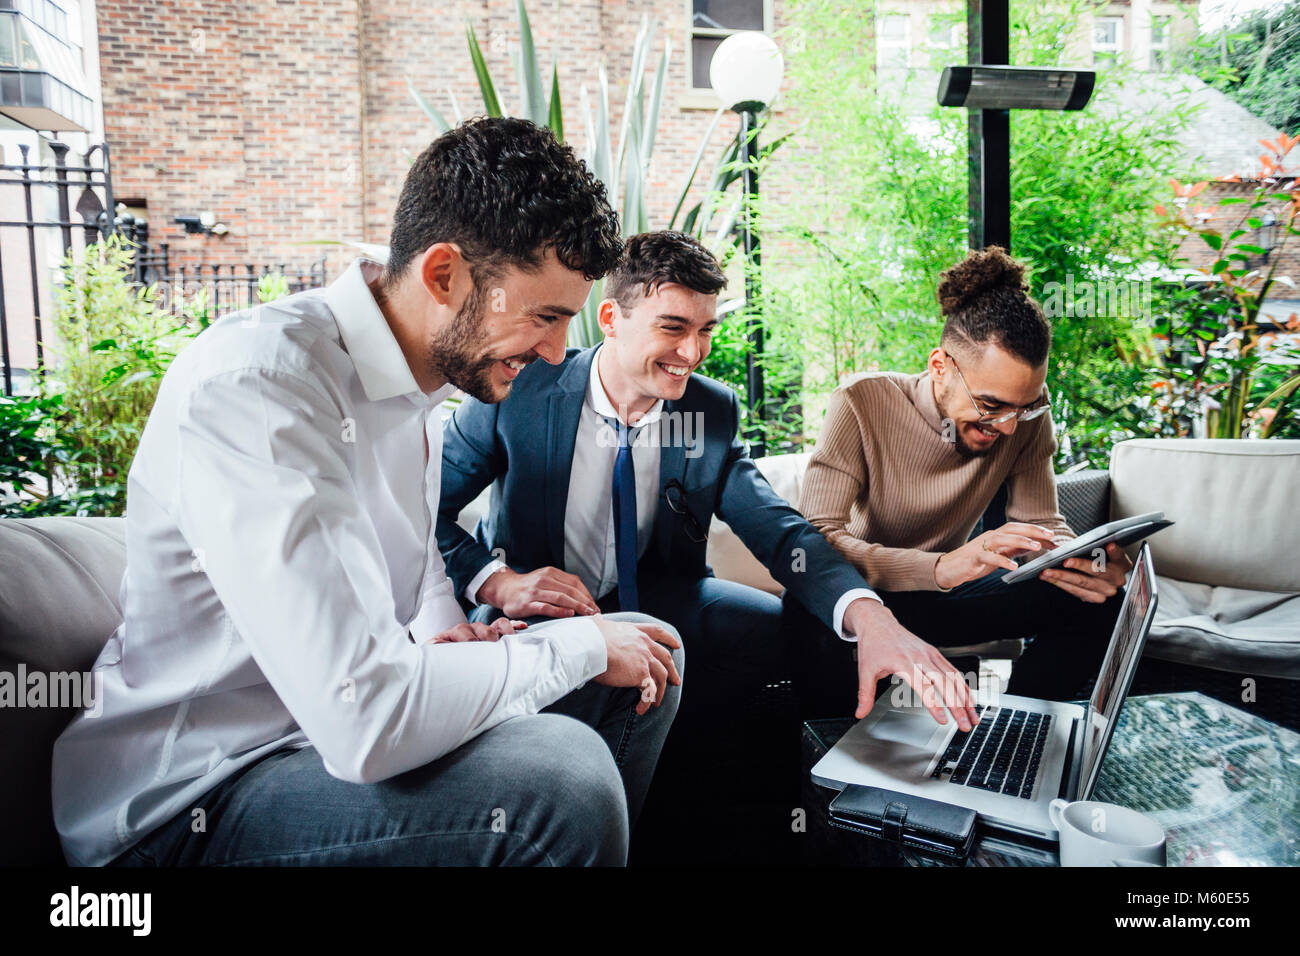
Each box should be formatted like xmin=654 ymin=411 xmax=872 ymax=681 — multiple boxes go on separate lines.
xmin=1076 ymin=544 xmax=1157 ymax=799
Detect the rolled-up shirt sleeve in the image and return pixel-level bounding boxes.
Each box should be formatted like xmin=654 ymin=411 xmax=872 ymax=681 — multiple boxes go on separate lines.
xmin=175 ymin=367 xmax=606 ymax=785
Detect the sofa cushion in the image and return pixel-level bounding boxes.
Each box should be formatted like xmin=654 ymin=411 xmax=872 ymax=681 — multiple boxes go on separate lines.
xmin=1145 ymin=574 xmax=1300 ymax=679
xmin=0 ymin=516 xmax=126 ymax=865
xmin=1110 ymin=438 xmax=1300 ymax=593
xmin=705 ymin=453 xmax=811 ymax=595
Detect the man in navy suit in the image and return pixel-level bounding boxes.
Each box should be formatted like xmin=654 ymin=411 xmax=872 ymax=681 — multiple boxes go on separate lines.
xmin=436 ymin=233 xmax=978 ymax=856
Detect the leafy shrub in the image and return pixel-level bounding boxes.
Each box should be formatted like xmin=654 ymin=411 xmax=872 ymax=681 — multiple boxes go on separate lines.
xmin=772 ymin=0 xmax=1200 ymax=468
xmin=32 ymin=234 xmax=197 ymax=515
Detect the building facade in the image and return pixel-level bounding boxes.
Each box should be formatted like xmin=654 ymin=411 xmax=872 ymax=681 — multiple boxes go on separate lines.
xmin=93 ymin=0 xmax=788 ymax=277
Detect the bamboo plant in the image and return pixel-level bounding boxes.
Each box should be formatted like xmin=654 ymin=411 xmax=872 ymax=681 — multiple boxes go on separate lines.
xmin=408 ymin=0 xmax=760 ymax=346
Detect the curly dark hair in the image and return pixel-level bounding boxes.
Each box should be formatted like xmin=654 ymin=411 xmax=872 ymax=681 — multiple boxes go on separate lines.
xmin=937 ymin=246 xmax=1051 ymax=366
xmin=383 ymin=117 xmax=622 ymax=288
xmin=606 ymin=231 xmax=727 ymax=310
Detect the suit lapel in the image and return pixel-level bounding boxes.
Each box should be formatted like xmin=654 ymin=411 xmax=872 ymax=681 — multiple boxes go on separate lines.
xmin=653 ymin=395 xmax=689 ymax=566
xmin=544 ymin=348 xmax=596 ymax=568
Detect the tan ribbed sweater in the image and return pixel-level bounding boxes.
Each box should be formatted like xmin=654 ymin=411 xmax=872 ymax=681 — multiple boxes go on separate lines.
xmin=799 ymin=370 xmax=1074 ymax=592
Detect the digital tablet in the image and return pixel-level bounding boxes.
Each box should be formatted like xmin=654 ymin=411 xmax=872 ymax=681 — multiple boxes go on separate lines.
xmin=1002 ymin=511 xmax=1173 ymax=584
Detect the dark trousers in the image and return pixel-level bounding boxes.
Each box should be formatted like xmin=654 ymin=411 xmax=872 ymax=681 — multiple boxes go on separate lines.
xmin=612 ymin=572 xmax=796 ymax=865
xmin=787 ymin=568 xmax=1124 ymax=721
xmin=473 ymin=570 xmax=795 ymax=865
xmin=474 ymin=570 xmax=790 ymax=759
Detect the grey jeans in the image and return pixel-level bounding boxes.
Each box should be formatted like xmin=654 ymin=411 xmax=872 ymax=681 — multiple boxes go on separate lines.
xmin=110 ymin=613 xmax=682 ymax=867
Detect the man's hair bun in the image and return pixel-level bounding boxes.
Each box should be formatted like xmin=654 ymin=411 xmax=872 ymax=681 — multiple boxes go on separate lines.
xmin=937 ymin=245 xmax=1027 ymax=316
xmin=936 ymin=245 xmax=1050 ymax=366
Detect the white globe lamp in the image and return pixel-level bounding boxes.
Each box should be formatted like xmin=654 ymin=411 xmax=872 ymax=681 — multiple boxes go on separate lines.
xmin=709 ymin=31 xmax=784 ymax=112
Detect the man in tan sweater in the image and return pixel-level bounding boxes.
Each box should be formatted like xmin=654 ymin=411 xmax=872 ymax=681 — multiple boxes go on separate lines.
xmin=796 ymin=247 xmax=1129 ymax=704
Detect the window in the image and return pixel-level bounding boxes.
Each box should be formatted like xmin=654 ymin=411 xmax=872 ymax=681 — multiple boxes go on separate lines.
xmin=0 ymin=15 xmax=15 ymax=68
xmin=690 ymin=0 xmax=772 ymax=91
xmin=1092 ymin=16 xmax=1123 ymax=65
xmin=877 ymin=13 xmax=911 ymax=69
xmin=924 ymin=17 xmax=965 ymax=67
xmin=928 ymin=20 xmax=964 ymax=51
xmin=1150 ymin=15 xmax=1171 ymax=72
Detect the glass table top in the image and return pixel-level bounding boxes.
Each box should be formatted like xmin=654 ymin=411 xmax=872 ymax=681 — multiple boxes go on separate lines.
xmin=1090 ymin=692 xmax=1299 ymax=868
xmin=806 ymin=692 xmax=1300 ymax=867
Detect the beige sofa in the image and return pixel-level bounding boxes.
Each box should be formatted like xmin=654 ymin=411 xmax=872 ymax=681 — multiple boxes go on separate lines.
xmin=1107 ymin=439 xmax=1300 ymax=680
xmin=4 ymin=438 xmax=1296 ymax=864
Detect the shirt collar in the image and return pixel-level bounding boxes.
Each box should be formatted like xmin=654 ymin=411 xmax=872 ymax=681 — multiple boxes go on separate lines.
xmin=587 ymin=343 xmax=665 ymax=428
xmin=326 ymin=258 xmax=454 ymax=406
xmin=911 ymin=369 xmax=948 ymax=435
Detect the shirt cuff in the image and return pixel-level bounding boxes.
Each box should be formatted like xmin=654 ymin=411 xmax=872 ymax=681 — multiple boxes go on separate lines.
xmin=568 ymin=616 xmax=608 ymax=686
xmin=465 ymin=559 xmax=508 ymax=605
xmin=513 ymin=615 xmax=608 ymax=688
xmin=834 ymin=588 xmax=883 ymax=643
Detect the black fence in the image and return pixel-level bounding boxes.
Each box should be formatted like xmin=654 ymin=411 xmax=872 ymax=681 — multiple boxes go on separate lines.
xmin=0 ymin=140 xmax=331 ymax=396
xmin=120 ymin=216 xmax=328 ymax=319
xmin=0 ymin=140 xmax=113 ymax=396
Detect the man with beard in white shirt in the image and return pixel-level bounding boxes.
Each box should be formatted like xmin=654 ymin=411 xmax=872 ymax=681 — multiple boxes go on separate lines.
xmin=51 ymin=117 xmax=682 ymax=868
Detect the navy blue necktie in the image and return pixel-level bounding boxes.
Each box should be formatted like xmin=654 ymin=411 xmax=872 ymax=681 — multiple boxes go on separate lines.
xmin=610 ymin=419 xmax=639 ymax=613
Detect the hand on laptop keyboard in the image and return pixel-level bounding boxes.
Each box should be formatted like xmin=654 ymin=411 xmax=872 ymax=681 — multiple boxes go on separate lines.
xmin=847 ymin=600 xmax=981 ymax=732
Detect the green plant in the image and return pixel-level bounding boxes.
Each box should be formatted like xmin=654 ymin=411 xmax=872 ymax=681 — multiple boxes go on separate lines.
xmin=407 ymin=0 xmax=771 ymax=350
xmin=257 ymin=270 xmax=291 ymax=303
xmin=1 ymin=392 xmax=61 ymax=515
xmin=34 ymin=234 xmax=196 ymax=515
xmin=183 ymin=286 xmax=214 ymax=330
xmin=410 ymin=1 xmax=673 ymax=346
xmin=1150 ymin=133 xmax=1300 ymax=438
xmin=1193 ymin=0 xmax=1300 ymax=136
xmin=773 ymin=0 xmax=1200 ymax=467
xmin=697 ymin=282 xmax=807 ymax=454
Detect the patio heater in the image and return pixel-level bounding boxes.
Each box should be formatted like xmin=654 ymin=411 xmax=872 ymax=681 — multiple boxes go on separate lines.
xmin=940 ymin=0 xmax=1094 ymax=252
xmin=710 ymin=32 xmax=783 ymax=457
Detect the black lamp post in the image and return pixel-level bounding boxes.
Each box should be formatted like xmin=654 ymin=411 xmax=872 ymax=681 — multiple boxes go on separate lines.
xmin=710 ymin=32 xmax=784 ymax=457
xmin=1258 ymin=211 xmax=1279 ymax=263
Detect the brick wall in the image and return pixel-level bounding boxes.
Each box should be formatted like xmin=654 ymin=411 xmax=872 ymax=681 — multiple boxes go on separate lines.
xmin=95 ymin=0 xmax=799 ymax=278
xmin=1175 ymin=180 xmax=1300 ymax=298
xmin=96 ymin=0 xmax=365 ymax=277
xmin=360 ymin=0 xmax=786 ymax=247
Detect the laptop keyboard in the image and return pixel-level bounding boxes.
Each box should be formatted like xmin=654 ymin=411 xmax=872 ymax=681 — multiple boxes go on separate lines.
xmin=929 ymin=705 xmax=1053 ymax=800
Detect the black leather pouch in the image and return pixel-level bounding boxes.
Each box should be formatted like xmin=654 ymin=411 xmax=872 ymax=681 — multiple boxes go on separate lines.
xmin=827 ymin=784 xmax=978 ymax=861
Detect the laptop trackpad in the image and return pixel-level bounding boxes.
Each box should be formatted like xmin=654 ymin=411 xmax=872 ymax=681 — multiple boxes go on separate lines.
xmin=859 ymin=710 xmax=946 ymax=781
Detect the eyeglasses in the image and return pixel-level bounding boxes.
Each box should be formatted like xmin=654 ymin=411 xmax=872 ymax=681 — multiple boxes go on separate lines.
xmin=663 ymin=479 xmax=708 ymax=544
xmin=947 ymin=355 xmax=1050 ymax=426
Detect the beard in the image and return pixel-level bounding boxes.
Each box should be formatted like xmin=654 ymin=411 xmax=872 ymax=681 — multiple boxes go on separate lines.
xmin=936 ymin=392 xmax=997 ymax=459
xmin=427 ymin=282 xmax=504 ymax=404
xmin=952 ymin=431 xmax=995 ymax=459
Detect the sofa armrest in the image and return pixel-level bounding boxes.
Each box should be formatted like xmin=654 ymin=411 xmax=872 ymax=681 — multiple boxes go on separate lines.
xmin=1056 ymin=469 xmax=1110 ymax=534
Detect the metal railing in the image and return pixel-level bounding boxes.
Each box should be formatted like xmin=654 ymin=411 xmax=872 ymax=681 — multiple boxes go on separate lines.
xmin=0 ymin=140 xmax=113 ymax=395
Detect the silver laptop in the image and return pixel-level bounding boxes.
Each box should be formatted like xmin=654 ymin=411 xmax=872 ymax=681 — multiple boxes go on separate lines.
xmin=811 ymin=542 xmax=1159 ymax=842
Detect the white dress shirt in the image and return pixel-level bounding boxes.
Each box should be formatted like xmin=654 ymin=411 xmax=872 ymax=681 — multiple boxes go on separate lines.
xmin=468 ymin=344 xmax=879 ymax=636
xmin=51 ymin=258 xmax=606 ymax=867
xmin=563 ymin=348 xmax=664 ymax=601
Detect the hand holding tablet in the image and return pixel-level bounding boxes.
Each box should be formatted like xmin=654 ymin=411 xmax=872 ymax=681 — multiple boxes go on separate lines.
xmin=1003 ymin=511 xmax=1173 ymax=585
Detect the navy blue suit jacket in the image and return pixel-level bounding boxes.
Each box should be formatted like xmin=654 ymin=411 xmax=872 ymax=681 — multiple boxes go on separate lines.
xmin=436 ymin=346 xmax=872 ymax=630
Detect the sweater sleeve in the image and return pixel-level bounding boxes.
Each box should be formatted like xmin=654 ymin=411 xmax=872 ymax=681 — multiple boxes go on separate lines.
xmin=1004 ymin=404 xmax=1074 ymax=544
xmin=799 ymin=384 xmax=946 ymax=592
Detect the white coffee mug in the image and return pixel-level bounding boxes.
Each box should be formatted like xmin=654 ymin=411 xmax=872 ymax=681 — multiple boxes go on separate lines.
xmin=1049 ymin=799 xmax=1166 ymax=867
